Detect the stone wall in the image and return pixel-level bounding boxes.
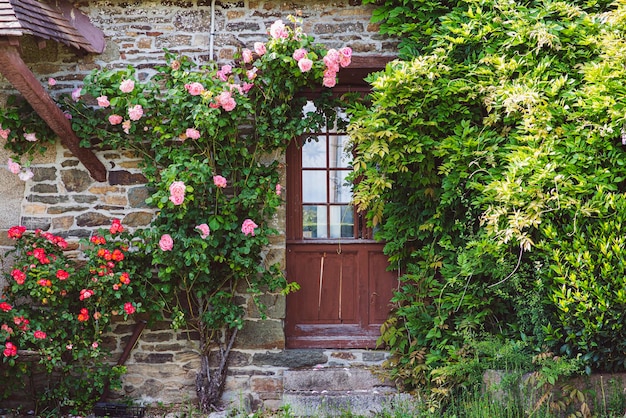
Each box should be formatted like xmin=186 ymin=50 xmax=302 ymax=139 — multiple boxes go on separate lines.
xmin=0 ymin=0 xmax=397 ymax=411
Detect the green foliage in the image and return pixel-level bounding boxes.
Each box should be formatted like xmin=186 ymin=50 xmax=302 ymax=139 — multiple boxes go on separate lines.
xmin=353 ymin=0 xmax=626 ymax=405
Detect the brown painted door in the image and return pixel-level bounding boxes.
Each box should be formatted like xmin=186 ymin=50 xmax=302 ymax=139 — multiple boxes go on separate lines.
xmin=285 ymin=116 xmax=397 ymax=349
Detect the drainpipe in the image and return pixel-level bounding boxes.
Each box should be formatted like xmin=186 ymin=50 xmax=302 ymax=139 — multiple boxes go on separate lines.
xmin=209 ymin=0 xmax=216 ymax=61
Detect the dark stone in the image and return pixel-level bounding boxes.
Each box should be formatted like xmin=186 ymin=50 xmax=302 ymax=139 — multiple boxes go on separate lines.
xmin=128 ymin=186 xmax=152 ymax=208
xmin=252 ymin=349 xmax=327 ymax=368
xmin=61 ymin=160 xmax=80 ymax=167
xmin=76 ymin=212 xmax=112 ymax=227
xmin=74 ymin=195 xmax=98 ymax=204
xmin=109 ymin=170 xmax=147 ymax=185
xmin=27 ymin=195 xmax=69 ymax=204
xmin=176 ymin=330 xmax=201 ymax=341
xmin=21 ymin=217 xmax=51 ymax=231
xmin=160 ymin=0 xmax=193 ymax=6
xmin=226 ymin=22 xmax=260 ymax=32
xmin=94 ymin=205 xmax=125 ymax=211
xmin=313 ymin=23 xmax=364 ymax=35
xmin=151 ymin=343 xmax=186 ymax=352
xmin=47 ymin=206 xmax=88 ymax=214
xmin=61 ymin=169 xmax=93 ymax=192
xmin=31 ymin=184 xmax=58 ymax=193
xmin=363 ymin=351 xmax=387 ymax=362
xmin=56 ymin=229 xmax=92 ymax=238
xmin=32 ymin=167 xmax=57 ymax=182
xmin=141 ymin=332 xmax=173 ymax=343
xmin=122 ymin=211 xmax=153 ymax=227
xmin=133 ymin=353 xmax=173 ymax=363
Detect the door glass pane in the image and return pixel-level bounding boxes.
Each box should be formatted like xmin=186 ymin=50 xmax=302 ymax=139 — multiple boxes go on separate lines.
xmin=303 ymin=171 xmax=327 ymax=202
xmin=329 ymin=135 xmax=351 ymax=168
xmin=329 ymin=170 xmax=352 ymax=203
xmin=330 ymin=205 xmax=354 ymax=238
xmin=302 ymin=137 xmax=326 ymax=168
xmin=303 ymin=205 xmax=328 ymax=238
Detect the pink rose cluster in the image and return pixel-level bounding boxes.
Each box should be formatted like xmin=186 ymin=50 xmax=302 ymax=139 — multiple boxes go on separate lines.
xmin=269 ymin=20 xmax=289 ymax=40
xmin=6 ymin=159 xmax=34 ymax=181
xmin=322 ymin=47 xmax=352 ymax=88
xmin=184 ymin=82 xmax=205 ymax=96
xmin=169 ymin=181 xmax=186 ymax=205
xmin=210 ymin=91 xmax=237 ymax=112
xmin=292 ymin=48 xmax=313 ymax=73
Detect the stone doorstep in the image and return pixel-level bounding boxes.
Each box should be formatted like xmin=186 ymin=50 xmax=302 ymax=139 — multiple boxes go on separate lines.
xmin=282 ymin=367 xmax=401 ymax=417
xmin=282 ymin=392 xmax=405 ymax=417
xmin=283 ymin=367 xmax=395 ymax=392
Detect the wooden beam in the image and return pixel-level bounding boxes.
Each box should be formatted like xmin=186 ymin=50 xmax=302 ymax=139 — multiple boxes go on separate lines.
xmin=0 ymin=44 xmax=107 ymax=181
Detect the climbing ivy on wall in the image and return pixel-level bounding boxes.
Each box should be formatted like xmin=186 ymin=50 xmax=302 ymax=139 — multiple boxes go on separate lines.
xmin=354 ymin=0 xmax=626 ymax=402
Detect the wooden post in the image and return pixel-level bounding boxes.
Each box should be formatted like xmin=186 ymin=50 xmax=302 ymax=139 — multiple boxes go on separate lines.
xmin=0 ymin=44 xmax=107 ymax=182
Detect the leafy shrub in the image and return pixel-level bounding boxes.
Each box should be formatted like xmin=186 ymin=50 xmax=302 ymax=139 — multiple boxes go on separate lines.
xmin=0 ymin=221 xmax=140 ymax=414
xmin=352 ymin=0 xmax=626 ymax=403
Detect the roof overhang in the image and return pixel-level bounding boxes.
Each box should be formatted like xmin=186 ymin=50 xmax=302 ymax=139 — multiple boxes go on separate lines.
xmin=0 ymin=0 xmax=106 ymax=181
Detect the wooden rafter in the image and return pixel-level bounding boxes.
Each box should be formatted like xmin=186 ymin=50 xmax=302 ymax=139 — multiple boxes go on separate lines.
xmin=0 ymin=0 xmax=107 ymax=181
xmin=0 ymin=44 xmax=107 ymax=182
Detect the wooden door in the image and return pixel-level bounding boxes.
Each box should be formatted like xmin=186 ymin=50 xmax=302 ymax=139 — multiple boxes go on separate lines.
xmin=285 ymin=117 xmax=397 ymax=349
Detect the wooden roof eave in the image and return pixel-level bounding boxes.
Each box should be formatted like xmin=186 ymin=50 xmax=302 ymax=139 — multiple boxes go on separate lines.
xmin=0 ymin=38 xmax=106 ymax=182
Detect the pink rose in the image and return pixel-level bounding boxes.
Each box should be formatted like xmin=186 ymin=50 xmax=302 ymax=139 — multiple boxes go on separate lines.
xmin=109 ymin=114 xmax=123 ymax=125
xmin=241 ymin=219 xmax=258 ymax=236
xmin=216 ymin=91 xmax=236 ymax=111
xmin=169 ymin=180 xmax=186 ymax=205
xmin=213 ymin=175 xmax=227 ymax=188
xmin=246 ymin=68 xmax=258 ymax=80
xmin=97 ymin=96 xmax=110 ymax=107
xmin=323 ymin=76 xmax=337 ymax=88
xmin=23 ymin=133 xmax=37 ymax=142
xmin=124 ymin=302 xmax=136 ymax=315
xmin=269 ymin=20 xmax=289 ymax=39
xmin=71 ymin=87 xmax=82 ymax=102
xmin=222 ymin=97 xmax=236 ymax=112
xmin=47 ymin=77 xmax=56 ymax=86
xmin=64 ymin=111 xmax=72 ymax=120
xmin=33 ymin=330 xmax=46 ymax=339
xmin=195 ymin=223 xmax=210 ymax=239
xmin=159 ymin=234 xmax=173 ymax=251
xmin=293 ymin=48 xmax=307 ymax=61
xmin=128 ymin=104 xmax=143 ymax=121
xmin=0 ymin=127 xmax=10 ymax=140
xmin=298 ymin=58 xmax=313 ymax=72
xmin=7 ymin=159 xmax=20 ymax=174
xmin=254 ymin=42 xmax=266 ymax=56
xmin=242 ymin=82 xmax=254 ymax=93
xmin=184 ymin=82 xmax=205 ymax=96
xmin=186 ymin=128 xmax=201 ymax=140
xmin=242 ymin=48 xmax=253 ymax=63
xmin=119 ymin=79 xmax=135 ymax=93
xmin=276 ymin=184 xmax=282 ymax=196
xmin=18 ymin=169 xmax=33 ymax=182
xmin=339 ymin=47 xmax=352 ymax=68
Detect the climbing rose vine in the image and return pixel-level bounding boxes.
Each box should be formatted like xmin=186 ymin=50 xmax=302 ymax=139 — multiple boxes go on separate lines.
xmin=0 ymin=15 xmax=351 ymax=412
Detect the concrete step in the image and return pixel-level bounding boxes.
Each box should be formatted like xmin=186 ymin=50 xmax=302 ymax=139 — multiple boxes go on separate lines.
xmin=283 ymin=367 xmax=403 ymax=417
